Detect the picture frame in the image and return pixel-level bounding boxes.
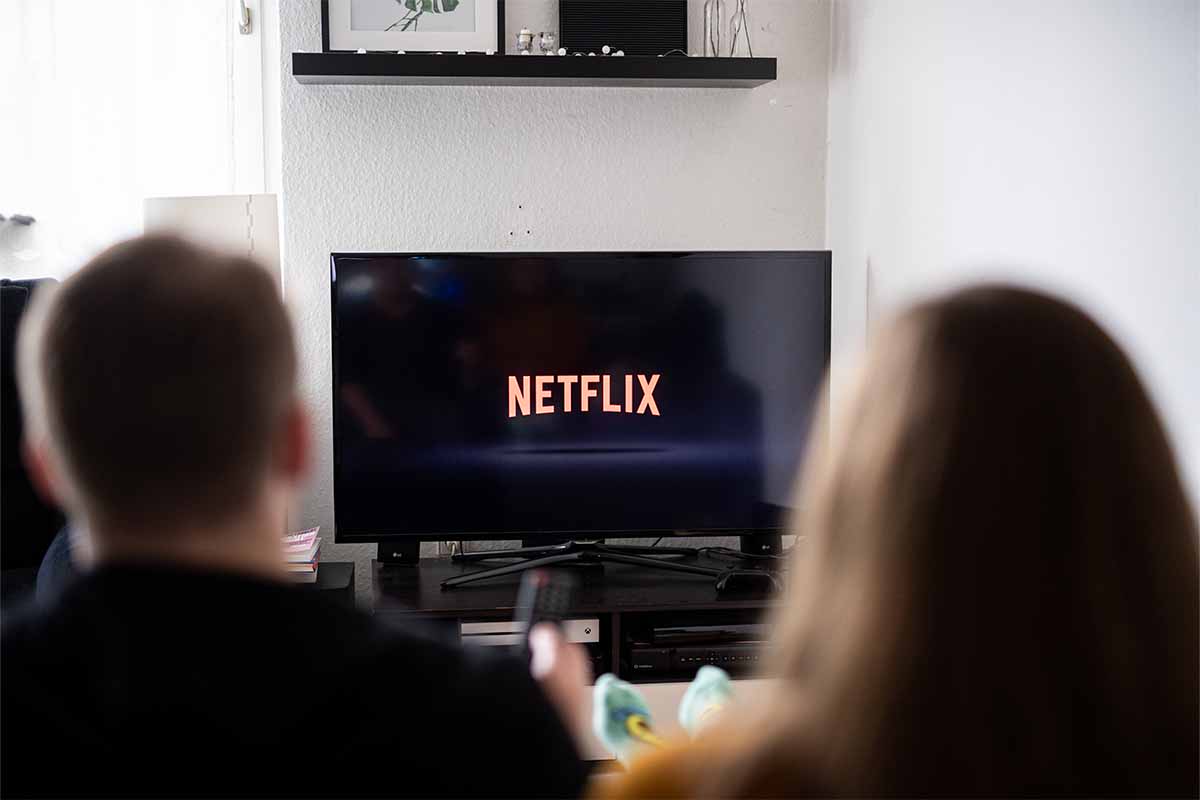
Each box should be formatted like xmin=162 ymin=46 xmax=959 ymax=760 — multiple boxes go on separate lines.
xmin=322 ymin=0 xmax=505 ymax=54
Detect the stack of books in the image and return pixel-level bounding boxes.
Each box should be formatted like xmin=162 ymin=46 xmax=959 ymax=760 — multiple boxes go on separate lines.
xmin=283 ymin=526 xmax=321 ymax=583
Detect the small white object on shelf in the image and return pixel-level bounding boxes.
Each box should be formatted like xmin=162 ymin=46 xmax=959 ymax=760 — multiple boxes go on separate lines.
xmin=457 ymin=50 xmax=466 ymax=55
xmin=558 ymin=47 xmax=567 ymax=56
xmin=588 ymin=52 xmax=596 ymax=56
xmin=602 ymin=45 xmax=611 ymax=55
xmin=516 ymin=27 xmax=534 ymax=54
xmin=485 ymin=48 xmax=496 ymax=55
xmin=356 ymin=48 xmax=367 ymax=54
xmin=615 ymin=50 xmax=625 ymax=56
xmin=396 ymin=49 xmax=406 ymax=54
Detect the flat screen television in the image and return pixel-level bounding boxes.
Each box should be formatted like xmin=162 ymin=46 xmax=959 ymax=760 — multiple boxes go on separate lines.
xmin=331 ymin=251 xmax=831 ymax=542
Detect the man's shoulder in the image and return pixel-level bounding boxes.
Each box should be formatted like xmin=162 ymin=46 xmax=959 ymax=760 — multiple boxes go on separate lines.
xmin=0 ymin=602 xmax=48 ymax=667
xmin=1 ymin=590 xmax=82 ymax=663
xmin=1 ymin=598 xmax=43 ymax=637
xmin=1 ymin=567 xmax=467 ymax=667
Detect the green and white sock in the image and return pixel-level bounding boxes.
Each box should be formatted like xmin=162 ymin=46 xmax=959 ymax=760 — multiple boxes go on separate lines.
xmin=678 ymin=665 xmax=734 ymax=737
xmin=592 ymin=673 xmax=664 ymax=764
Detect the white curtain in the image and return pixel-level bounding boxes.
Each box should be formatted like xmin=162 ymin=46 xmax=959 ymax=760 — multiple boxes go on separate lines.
xmin=1 ymin=0 xmax=260 ymax=279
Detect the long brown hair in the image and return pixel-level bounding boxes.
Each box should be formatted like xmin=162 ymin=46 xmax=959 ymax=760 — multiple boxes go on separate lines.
xmin=718 ymin=286 xmax=1199 ymax=797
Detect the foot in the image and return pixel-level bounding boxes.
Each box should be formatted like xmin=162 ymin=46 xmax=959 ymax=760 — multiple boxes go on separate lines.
xmin=679 ymin=665 xmax=733 ymax=736
xmin=592 ymin=673 xmax=664 ymax=764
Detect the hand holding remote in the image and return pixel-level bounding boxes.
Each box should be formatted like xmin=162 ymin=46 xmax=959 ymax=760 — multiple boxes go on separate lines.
xmin=521 ymin=570 xmax=591 ymax=738
xmin=530 ymin=624 xmax=592 ymax=740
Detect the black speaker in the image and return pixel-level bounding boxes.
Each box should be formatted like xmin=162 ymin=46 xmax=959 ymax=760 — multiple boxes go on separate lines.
xmin=559 ymin=1 xmax=687 ymax=57
xmin=377 ymin=540 xmax=420 ymax=566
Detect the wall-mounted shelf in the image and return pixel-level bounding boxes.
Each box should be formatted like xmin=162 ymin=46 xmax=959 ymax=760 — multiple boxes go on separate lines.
xmin=292 ymin=52 xmax=776 ymax=88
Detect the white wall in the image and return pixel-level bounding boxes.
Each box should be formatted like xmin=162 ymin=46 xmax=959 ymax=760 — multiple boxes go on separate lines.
xmin=827 ymin=0 xmax=1200 ymax=504
xmin=278 ymin=0 xmax=832 ymax=593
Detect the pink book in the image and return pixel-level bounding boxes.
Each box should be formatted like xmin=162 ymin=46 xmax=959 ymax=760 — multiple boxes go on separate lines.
xmin=282 ymin=526 xmax=320 ymax=553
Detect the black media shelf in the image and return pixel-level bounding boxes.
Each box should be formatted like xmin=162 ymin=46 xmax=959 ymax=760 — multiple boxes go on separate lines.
xmin=371 ymin=557 xmax=779 ymax=686
xmin=292 ymin=52 xmax=776 ymax=88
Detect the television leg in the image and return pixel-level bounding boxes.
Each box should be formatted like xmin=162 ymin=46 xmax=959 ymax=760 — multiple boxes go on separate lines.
xmin=441 ymin=552 xmax=581 ymax=588
xmin=441 ymin=540 xmax=718 ymax=589
xmin=593 ymin=551 xmax=724 ymax=579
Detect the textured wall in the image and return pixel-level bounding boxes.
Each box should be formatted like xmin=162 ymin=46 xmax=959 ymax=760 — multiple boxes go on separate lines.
xmin=278 ymin=0 xmax=832 ymax=599
xmin=826 ymin=0 xmax=1200 ymax=505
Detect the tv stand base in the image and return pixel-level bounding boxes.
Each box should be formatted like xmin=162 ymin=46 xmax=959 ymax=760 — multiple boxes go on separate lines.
xmin=443 ymin=540 xmax=724 ymax=589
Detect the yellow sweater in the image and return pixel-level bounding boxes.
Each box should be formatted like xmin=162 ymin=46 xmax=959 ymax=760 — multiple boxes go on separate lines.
xmin=590 ymin=742 xmax=717 ymax=800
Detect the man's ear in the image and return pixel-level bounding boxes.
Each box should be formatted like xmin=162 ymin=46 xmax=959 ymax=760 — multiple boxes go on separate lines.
xmin=22 ymin=438 xmax=64 ymax=508
xmin=277 ymin=400 xmax=312 ymax=484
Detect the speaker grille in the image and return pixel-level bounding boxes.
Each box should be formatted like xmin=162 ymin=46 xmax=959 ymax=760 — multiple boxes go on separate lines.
xmin=559 ymin=1 xmax=688 ymax=57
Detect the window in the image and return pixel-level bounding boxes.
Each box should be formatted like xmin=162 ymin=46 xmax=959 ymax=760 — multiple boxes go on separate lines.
xmin=1 ymin=0 xmax=266 ymax=276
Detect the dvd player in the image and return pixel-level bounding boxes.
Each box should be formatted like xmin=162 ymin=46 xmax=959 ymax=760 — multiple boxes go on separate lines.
xmin=629 ymin=643 xmax=763 ymax=675
xmin=626 ymin=622 xmax=768 ymax=678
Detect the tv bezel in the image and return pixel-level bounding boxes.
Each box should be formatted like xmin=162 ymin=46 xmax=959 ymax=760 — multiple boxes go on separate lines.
xmin=330 ymin=250 xmax=832 ymax=543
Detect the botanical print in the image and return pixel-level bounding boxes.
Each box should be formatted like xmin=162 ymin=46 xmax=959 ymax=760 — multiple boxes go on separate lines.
xmin=351 ymin=0 xmax=477 ymax=33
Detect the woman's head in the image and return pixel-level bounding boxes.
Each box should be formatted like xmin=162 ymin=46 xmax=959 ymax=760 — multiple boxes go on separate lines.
xmin=726 ymin=286 xmax=1198 ymax=797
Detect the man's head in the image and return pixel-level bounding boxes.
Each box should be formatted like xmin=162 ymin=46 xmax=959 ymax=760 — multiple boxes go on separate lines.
xmin=18 ymin=235 xmax=307 ymax=556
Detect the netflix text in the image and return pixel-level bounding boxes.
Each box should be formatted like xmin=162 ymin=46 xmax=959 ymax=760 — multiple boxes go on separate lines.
xmin=508 ymin=374 xmax=661 ymax=418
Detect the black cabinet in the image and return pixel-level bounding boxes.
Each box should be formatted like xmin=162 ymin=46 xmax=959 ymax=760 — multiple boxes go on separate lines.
xmin=372 ymin=556 xmax=778 ymax=683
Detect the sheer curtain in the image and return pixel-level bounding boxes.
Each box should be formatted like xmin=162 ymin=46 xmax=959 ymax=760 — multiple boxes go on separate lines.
xmin=1 ymin=0 xmax=264 ymax=278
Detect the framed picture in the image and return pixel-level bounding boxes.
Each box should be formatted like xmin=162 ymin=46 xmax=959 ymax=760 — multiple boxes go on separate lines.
xmin=322 ymin=0 xmax=505 ymax=54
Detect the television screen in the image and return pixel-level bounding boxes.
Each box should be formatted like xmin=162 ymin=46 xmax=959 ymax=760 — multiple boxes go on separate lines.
xmin=331 ymin=251 xmax=830 ymax=540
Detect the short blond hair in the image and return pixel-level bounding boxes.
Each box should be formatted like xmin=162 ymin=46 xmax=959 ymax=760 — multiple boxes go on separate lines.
xmin=18 ymin=235 xmax=296 ymax=529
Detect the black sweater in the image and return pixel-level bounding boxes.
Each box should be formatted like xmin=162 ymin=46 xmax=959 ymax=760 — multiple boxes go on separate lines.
xmin=1 ymin=565 xmax=587 ymax=798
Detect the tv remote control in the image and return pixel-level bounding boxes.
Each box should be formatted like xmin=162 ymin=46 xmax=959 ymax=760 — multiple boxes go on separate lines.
xmin=516 ymin=569 xmax=577 ymax=655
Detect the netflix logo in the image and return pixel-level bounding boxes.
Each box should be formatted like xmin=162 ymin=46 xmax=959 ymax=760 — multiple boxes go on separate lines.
xmin=508 ymin=374 xmax=661 ymax=418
